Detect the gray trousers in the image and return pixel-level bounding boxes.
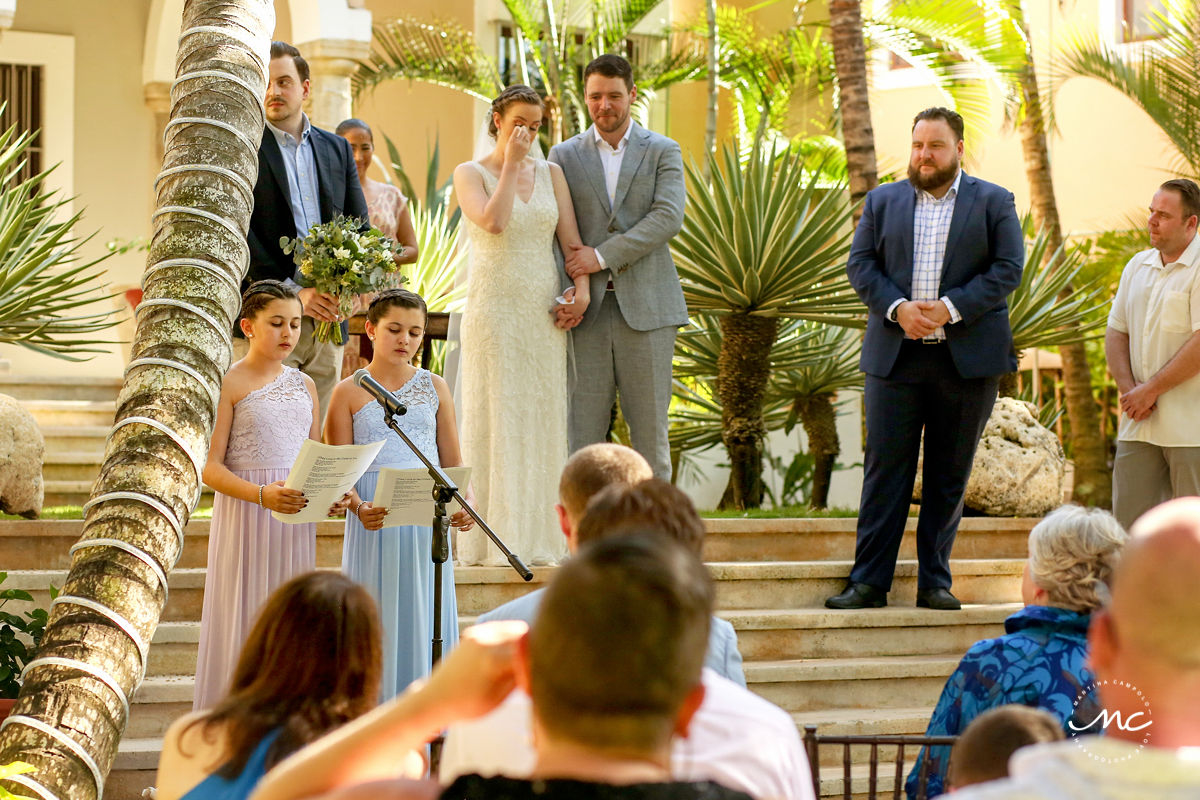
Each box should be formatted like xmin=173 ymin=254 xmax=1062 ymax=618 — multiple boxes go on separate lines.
xmin=569 ymin=293 xmax=676 ymax=480
xmin=1112 ymin=439 xmax=1200 ymax=530
xmin=232 ymin=316 xmax=342 ymax=428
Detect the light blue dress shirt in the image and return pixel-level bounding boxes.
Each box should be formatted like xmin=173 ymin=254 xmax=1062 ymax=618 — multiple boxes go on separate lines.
xmin=477 ymin=588 xmax=747 ymax=687
xmin=265 ymin=115 xmax=320 ymax=284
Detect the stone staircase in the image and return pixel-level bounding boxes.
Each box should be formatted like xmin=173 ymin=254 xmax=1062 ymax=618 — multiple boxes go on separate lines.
xmin=0 ymin=515 xmax=1034 ymax=799
xmin=0 ymin=375 xmax=122 ymax=507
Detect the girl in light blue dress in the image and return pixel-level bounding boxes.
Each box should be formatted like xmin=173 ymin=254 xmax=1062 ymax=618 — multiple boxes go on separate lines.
xmin=324 ymin=288 xmax=473 ymax=700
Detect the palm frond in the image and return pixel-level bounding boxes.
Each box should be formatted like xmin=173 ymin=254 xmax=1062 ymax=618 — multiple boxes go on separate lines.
xmin=353 ymin=17 xmax=503 ymax=101
xmin=1058 ymin=0 xmax=1200 ymax=176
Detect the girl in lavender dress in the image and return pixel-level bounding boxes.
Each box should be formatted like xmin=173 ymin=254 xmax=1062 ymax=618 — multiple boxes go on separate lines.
xmin=193 ymin=281 xmax=347 ymax=710
xmin=324 ymin=288 xmax=474 ymax=700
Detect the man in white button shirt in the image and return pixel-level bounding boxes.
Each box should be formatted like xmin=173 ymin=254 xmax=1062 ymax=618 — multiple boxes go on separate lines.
xmin=1105 ymin=179 xmax=1200 ymax=530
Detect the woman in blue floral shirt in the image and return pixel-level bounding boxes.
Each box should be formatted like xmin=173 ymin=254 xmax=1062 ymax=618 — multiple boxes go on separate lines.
xmin=906 ymin=505 xmax=1127 ymax=799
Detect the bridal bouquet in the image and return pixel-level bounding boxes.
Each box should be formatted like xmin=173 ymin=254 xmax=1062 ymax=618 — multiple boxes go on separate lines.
xmin=281 ymin=215 xmax=403 ymax=344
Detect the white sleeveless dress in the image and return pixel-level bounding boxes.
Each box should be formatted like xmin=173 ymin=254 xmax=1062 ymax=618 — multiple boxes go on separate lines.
xmin=458 ymin=159 xmax=568 ymax=566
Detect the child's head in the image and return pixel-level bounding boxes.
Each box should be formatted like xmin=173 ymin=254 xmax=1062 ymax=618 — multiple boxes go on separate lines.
xmin=367 ymin=288 xmax=428 ymax=326
xmin=238 ymin=280 xmax=302 ymax=344
xmin=947 ymin=705 xmax=1064 ymax=790
xmin=240 ymin=279 xmax=301 ymax=322
xmin=366 ymin=289 xmax=428 ymax=365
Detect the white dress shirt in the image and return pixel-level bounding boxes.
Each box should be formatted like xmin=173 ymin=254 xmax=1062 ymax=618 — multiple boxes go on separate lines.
xmin=590 ymin=122 xmax=634 ymax=275
xmin=439 ymin=668 xmax=815 ymax=800
xmin=266 ymin=114 xmax=320 ymax=287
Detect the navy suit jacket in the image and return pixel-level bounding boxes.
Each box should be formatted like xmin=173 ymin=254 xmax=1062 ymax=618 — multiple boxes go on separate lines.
xmin=847 ymin=174 xmax=1025 ymax=380
xmin=245 ymin=125 xmax=369 ymax=289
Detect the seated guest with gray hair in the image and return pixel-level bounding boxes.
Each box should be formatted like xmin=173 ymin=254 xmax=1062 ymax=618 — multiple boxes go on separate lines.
xmin=906 ymin=505 xmax=1127 ymax=798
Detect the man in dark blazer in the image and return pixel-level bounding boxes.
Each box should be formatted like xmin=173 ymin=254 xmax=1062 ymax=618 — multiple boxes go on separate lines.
xmin=243 ymin=41 xmax=368 ymax=422
xmin=826 ymin=107 xmax=1024 ymax=611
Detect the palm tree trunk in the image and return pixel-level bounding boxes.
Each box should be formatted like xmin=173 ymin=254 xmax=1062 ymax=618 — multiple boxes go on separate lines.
xmin=828 ymin=0 xmax=879 ymax=219
xmin=0 ymin=3 xmax=272 ymax=796
xmin=703 ymin=0 xmax=718 ymax=180
xmin=794 ymin=393 xmax=840 ymax=509
xmin=1017 ymin=58 xmax=1111 ymax=508
xmin=717 ymin=314 xmax=778 ymax=509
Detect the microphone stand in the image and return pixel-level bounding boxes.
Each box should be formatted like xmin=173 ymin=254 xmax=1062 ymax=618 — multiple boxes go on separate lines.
xmin=377 ymin=407 xmax=533 ymax=773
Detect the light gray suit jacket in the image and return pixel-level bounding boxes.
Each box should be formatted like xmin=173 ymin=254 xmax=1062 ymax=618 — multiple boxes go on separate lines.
xmin=549 ymin=122 xmax=688 ymax=331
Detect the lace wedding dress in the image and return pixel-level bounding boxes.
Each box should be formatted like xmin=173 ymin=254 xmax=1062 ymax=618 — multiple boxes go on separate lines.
xmin=342 ymin=368 xmax=459 ymax=700
xmin=457 ymin=159 xmax=568 ymax=566
xmin=193 ymin=366 xmax=316 ymax=710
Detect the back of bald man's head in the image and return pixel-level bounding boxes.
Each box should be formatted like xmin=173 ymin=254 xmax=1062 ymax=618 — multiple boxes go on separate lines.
xmin=1117 ymin=498 xmax=1200 ymax=669
xmin=558 ymin=444 xmax=653 ymax=521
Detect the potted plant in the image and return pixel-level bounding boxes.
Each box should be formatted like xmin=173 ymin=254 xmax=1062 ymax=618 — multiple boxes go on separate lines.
xmin=0 ymin=572 xmax=55 ymax=717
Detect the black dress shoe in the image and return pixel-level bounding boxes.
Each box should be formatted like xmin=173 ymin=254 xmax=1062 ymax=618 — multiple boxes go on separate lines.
xmin=825 ymin=582 xmax=887 ymax=609
xmin=916 ymin=588 xmax=961 ymax=610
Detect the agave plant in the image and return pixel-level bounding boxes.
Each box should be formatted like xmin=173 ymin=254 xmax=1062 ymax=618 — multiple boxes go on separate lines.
xmin=1008 ymin=227 xmax=1110 ymax=357
xmin=378 ymin=131 xmax=460 ymax=227
xmin=670 ymin=314 xmax=860 ymax=508
xmin=0 ymin=119 xmax=118 ymax=359
xmin=769 ymin=321 xmax=863 ymax=508
xmin=672 ymin=140 xmax=860 ymax=509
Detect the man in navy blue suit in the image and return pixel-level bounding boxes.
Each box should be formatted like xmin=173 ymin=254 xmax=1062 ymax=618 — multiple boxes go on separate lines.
xmin=826 ymin=107 xmax=1024 ymax=611
xmin=243 ymin=41 xmax=368 ymax=423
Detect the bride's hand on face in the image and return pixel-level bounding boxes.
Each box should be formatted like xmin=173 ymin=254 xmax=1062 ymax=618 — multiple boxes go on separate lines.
xmin=504 ymin=126 xmax=533 ymax=164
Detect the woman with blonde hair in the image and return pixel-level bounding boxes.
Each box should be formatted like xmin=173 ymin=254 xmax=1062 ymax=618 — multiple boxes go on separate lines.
xmin=906 ymin=505 xmax=1127 ymax=799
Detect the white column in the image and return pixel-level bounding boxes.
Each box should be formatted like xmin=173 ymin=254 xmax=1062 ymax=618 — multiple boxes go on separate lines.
xmin=300 ymin=38 xmax=370 ymax=130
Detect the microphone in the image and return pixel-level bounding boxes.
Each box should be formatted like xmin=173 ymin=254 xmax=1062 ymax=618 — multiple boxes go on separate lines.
xmin=352 ymin=368 xmax=407 ymax=417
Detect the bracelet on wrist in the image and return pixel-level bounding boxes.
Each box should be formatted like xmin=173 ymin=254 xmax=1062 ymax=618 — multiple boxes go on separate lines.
xmin=258 ymin=484 xmax=265 ymax=507
xmin=355 ymin=500 xmax=368 ymax=518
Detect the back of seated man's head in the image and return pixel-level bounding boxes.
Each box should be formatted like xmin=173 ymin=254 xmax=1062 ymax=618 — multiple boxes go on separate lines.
xmin=575 ymin=478 xmax=705 ymax=557
xmin=1116 ymin=498 xmax=1200 ymax=672
xmin=559 ymin=444 xmax=653 ymax=526
xmin=947 ymin=705 xmax=1064 ymax=790
xmin=528 ymin=534 xmax=713 ymax=755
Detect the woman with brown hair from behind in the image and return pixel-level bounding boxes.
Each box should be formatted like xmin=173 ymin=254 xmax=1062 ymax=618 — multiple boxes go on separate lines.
xmin=156 ymin=571 xmax=383 ymax=800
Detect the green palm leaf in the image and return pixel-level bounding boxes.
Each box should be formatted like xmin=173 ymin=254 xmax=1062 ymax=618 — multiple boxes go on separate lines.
xmin=1058 ymin=0 xmax=1200 ymax=176
xmin=1008 ymin=228 xmax=1110 ymax=353
xmin=353 ymin=17 xmax=503 ymax=101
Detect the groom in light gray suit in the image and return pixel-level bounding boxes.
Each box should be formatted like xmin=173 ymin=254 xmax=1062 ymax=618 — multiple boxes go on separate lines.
xmin=549 ymin=54 xmax=687 ymax=480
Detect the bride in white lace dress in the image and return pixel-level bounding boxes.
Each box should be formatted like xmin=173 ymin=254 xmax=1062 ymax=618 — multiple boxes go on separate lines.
xmin=452 ymin=85 xmax=591 ymax=566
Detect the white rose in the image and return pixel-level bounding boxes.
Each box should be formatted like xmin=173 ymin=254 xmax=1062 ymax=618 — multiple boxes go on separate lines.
xmin=333 ymin=247 xmax=351 ymax=260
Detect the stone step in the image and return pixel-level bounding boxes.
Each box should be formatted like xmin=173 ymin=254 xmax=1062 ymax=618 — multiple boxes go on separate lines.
xmin=0 ymin=520 xmax=347 ymax=571
xmin=746 ymin=655 xmax=958 ymax=712
xmin=42 ymin=479 xmax=99 ymax=508
xmin=23 ymin=399 xmax=117 ymax=428
xmin=0 ymin=518 xmax=1035 ymax=567
xmin=702 ymin=517 xmax=1035 ymax=562
xmin=109 ymin=738 xmax=158 ymax=800
xmin=39 ymin=424 xmax=110 ymax=454
xmin=128 ymin=675 xmax=191 ymax=740
xmin=724 ymin=604 xmax=1018 ymax=661
xmin=0 ymin=374 xmax=123 ymax=402
xmin=794 ymin=707 xmax=938 ymax=770
xmin=41 ymin=451 xmax=109 ymax=483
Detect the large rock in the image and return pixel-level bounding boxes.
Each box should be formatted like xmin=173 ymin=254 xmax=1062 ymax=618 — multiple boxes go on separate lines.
xmin=0 ymin=393 xmax=43 ymax=518
xmin=914 ymin=397 xmax=1065 ymax=517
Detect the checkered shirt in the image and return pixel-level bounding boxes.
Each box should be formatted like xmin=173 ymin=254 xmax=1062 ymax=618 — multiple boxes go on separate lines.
xmin=910 ymin=171 xmax=962 ymax=339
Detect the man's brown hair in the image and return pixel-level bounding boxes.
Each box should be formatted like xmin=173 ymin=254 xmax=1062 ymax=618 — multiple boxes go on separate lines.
xmin=529 ymin=534 xmax=713 ymax=752
xmin=575 ymin=478 xmax=705 ymax=556
xmin=947 ymin=705 xmax=1064 ymax=789
xmin=1160 ymin=178 xmax=1200 ymax=222
xmin=558 ymin=443 xmax=652 ymax=521
xmin=270 ymin=40 xmax=310 ymax=83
